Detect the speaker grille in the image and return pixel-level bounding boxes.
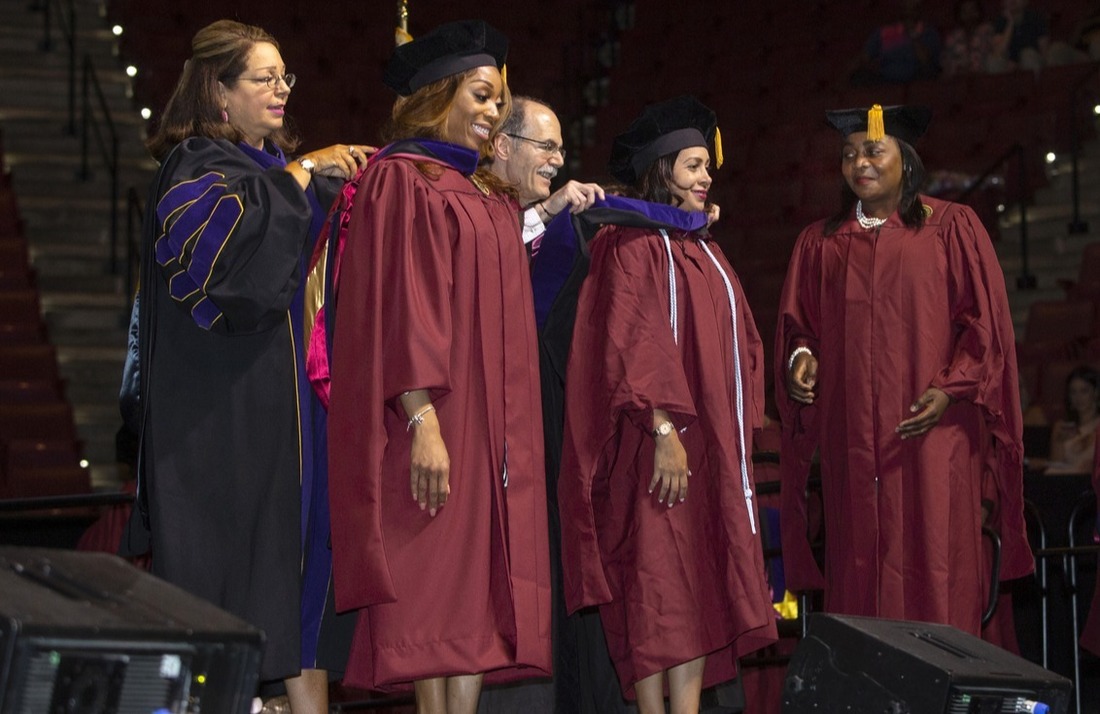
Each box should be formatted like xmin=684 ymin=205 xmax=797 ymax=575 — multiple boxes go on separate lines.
xmin=13 ymin=644 xmax=192 ymax=714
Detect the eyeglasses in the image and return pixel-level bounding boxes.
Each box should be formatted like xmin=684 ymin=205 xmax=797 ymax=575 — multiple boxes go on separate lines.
xmin=236 ymin=73 xmax=296 ymax=89
xmin=504 ymin=133 xmax=566 ymax=159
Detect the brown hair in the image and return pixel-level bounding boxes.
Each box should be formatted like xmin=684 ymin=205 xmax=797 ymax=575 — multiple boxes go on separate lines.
xmin=381 ymin=68 xmax=515 ymax=197
xmin=146 ymin=19 xmax=300 ymax=161
xmin=636 ymin=154 xmax=682 ymax=208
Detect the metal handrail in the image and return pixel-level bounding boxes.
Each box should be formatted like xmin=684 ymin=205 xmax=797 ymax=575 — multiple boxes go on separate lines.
xmin=1024 ymin=499 xmax=1051 ymax=670
xmin=1065 ymin=490 xmax=1096 ymax=714
xmin=1067 ymin=62 xmax=1100 ymax=235
xmin=957 ymin=142 xmax=1033 ymax=289
xmin=980 ymin=526 xmax=1002 ymax=627
xmin=79 ymin=53 xmax=121 ymax=275
xmin=38 ymin=0 xmax=77 ymax=134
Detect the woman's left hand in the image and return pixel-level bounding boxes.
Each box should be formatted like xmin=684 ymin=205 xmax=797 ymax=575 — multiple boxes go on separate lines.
xmin=896 ymin=387 xmax=951 ymax=439
xmin=705 ymin=203 xmax=720 ymax=227
xmin=312 ymin=144 xmax=375 ymax=178
xmin=649 ymin=432 xmax=689 ymax=507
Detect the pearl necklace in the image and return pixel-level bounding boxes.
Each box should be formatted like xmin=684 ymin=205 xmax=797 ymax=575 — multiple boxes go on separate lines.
xmin=856 ymin=201 xmax=887 ymax=229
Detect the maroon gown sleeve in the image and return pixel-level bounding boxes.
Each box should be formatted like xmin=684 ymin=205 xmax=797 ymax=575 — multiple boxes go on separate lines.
xmin=737 ymin=264 xmax=766 ymax=438
xmin=559 ymin=226 xmax=698 ymax=611
xmin=328 ymin=158 xmax=455 ymax=611
xmin=929 ymin=203 xmax=1033 ymax=581
xmin=774 ymin=222 xmax=827 ymax=592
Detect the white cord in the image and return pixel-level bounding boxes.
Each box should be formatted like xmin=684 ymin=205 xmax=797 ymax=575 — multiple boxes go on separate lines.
xmin=698 ymin=240 xmax=757 ymax=535
xmin=659 ymin=230 xmax=678 ymax=345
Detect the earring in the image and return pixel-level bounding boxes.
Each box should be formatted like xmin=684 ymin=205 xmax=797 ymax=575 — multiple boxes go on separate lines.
xmin=221 ymin=108 xmax=229 ymax=123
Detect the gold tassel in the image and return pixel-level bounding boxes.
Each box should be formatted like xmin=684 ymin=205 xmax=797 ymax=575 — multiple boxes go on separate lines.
xmin=395 ymin=0 xmax=411 ymax=45
xmin=867 ymin=104 xmax=885 ymax=142
xmin=714 ymin=125 xmax=724 ymax=170
xmin=501 ymin=63 xmax=508 ymax=86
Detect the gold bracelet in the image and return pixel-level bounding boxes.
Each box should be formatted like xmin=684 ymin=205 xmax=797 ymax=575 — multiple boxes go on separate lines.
xmin=407 ymin=403 xmax=435 ymax=431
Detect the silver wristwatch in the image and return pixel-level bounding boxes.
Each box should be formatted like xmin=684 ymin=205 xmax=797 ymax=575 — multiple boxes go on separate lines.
xmin=296 ymin=157 xmax=316 ymax=174
xmin=652 ymin=421 xmax=674 ymax=438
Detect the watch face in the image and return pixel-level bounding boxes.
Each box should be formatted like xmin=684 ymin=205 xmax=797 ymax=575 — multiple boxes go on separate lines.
xmin=299 ymin=158 xmax=315 ymax=172
xmin=656 ymin=422 xmax=673 ymax=436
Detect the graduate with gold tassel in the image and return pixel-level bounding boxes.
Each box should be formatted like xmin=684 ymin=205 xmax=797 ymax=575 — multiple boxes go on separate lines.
xmin=554 ymin=95 xmax=777 ymax=713
xmin=776 ymin=103 xmax=1031 ymax=641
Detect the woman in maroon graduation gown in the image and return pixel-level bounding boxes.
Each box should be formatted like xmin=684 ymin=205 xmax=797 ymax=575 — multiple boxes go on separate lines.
xmin=776 ymin=104 xmax=1032 ymax=635
xmin=558 ymin=96 xmax=777 ymax=714
xmin=325 ymin=20 xmax=550 ymax=712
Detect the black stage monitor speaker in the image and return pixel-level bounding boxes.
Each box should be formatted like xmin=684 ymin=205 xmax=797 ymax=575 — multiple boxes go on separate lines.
xmin=783 ymin=614 xmax=1072 ymax=714
xmin=0 ymin=547 xmax=263 ymax=714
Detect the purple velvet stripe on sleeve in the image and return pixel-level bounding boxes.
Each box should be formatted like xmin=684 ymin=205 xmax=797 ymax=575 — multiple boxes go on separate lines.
xmin=154 ymin=171 xmax=242 ymax=330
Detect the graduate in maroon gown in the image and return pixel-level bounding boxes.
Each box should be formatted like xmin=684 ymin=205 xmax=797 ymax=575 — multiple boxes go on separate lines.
xmin=559 ymin=96 xmax=777 ymax=714
xmin=324 ymin=21 xmax=551 ymax=712
xmin=776 ymin=104 xmax=1033 ymax=636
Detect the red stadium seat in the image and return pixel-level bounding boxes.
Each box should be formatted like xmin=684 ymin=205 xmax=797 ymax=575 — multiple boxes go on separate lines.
xmin=0 ymin=403 xmax=79 ymax=443
xmin=1023 ymin=299 xmax=1095 ymax=345
xmin=1 ymin=465 xmax=91 ymax=499
xmin=0 ymin=345 xmax=61 ymax=383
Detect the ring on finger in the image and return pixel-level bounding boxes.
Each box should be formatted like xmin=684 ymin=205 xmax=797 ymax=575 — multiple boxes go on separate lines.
xmin=349 ymin=146 xmax=357 ymax=155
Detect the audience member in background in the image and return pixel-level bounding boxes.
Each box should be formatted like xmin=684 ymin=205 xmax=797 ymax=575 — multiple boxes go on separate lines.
xmin=129 ymin=19 xmax=367 ymax=714
xmin=988 ymin=0 xmax=1084 ymax=72
xmin=776 ymin=104 xmax=1032 ymax=638
xmin=1031 ymin=365 xmax=1100 ymax=475
xmin=941 ymin=0 xmax=996 ymax=75
xmin=850 ymin=0 xmax=942 ymax=84
xmin=1071 ymin=6 xmax=1100 ymax=60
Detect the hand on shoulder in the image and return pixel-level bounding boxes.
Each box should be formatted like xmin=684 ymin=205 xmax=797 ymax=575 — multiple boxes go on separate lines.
xmin=543 ymin=181 xmax=606 ymax=217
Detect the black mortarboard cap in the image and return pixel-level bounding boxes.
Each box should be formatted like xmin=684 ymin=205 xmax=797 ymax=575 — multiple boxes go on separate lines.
xmin=825 ymin=104 xmax=932 ymax=145
xmin=384 ymin=20 xmax=508 ymax=96
xmin=608 ymin=95 xmax=721 ymax=185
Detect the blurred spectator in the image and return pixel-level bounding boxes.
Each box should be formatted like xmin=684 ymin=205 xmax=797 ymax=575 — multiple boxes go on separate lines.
xmin=1071 ymin=7 xmax=1100 ymax=60
xmin=1030 ymin=365 xmax=1100 ymax=475
xmin=988 ymin=0 xmax=1085 ymax=72
xmin=851 ymin=0 xmax=942 ymax=84
xmin=941 ymin=0 xmax=996 ymax=75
